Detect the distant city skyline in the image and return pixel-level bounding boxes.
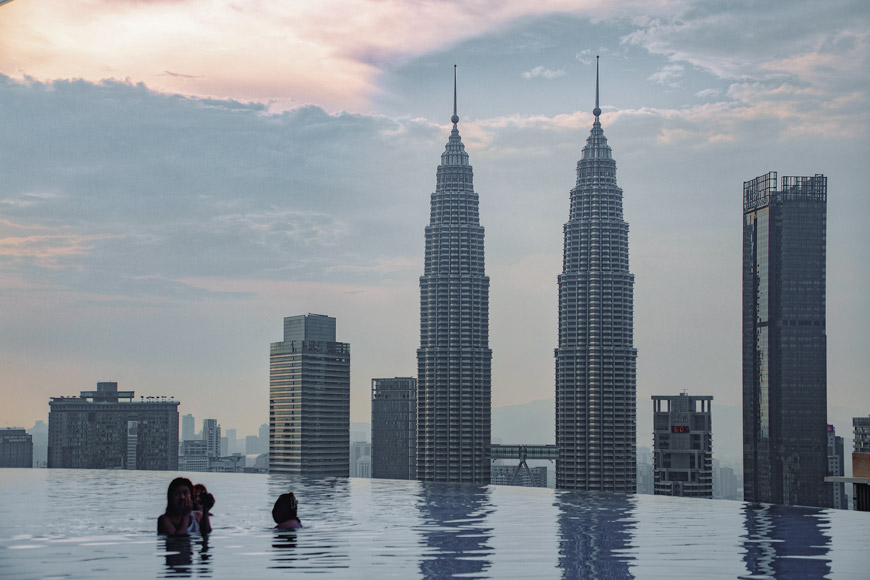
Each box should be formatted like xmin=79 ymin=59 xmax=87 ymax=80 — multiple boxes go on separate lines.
xmin=1 ymin=2 xmax=867 ymax=446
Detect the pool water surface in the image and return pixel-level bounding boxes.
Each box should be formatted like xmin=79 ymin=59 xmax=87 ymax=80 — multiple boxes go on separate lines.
xmin=0 ymin=469 xmax=867 ymax=579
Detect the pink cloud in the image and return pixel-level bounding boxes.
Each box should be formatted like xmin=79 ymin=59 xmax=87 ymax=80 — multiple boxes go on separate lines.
xmin=0 ymin=0 xmax=642 ymax=111
xmin=0 ymin=233 xmax=118 ymax=267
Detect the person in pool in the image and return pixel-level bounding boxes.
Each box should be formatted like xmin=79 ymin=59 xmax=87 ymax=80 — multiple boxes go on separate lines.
xmin=192 ymin=482 xmax=215 ymax=515
xmin=158 ymin=477 xmax=212 ymax=535
xmin=272 ymin=492 xmax=302 ymax=529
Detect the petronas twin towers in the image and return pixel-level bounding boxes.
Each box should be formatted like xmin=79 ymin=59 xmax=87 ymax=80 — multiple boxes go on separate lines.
xmin=417 ymin=67 xmax=492 ymax=483
xmin=417 ymin=61 xmax=636 ymax=490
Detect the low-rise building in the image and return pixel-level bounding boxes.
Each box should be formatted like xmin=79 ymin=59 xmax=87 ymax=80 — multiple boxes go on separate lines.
xmin=0 ymin=428 xmax=33 ymax=468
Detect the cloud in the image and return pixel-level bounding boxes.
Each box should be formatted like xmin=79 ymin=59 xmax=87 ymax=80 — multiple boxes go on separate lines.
xmin=695 ymin=88 xmax=720 ymax=98
xmin=0 ymin=233 xmax=119 ymax=268
xmin=575 ymin=50 xmax=595 ymax=65
xmin=0 ymin=75 xmax=443 ymax=303
xmin=622 ymin=0 xmax=870 ymax=87
xmin=161 ymin=70 xmax=203 ymax=79
xmin=521 ymin=65 xmax=566 ymax=80
xmin=0 ymin=0 xmax=677 ymax=112
xmin=648 ymin=63 xmax=684 ymax=86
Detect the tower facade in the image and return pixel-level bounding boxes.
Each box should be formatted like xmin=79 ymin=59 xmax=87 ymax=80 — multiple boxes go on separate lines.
xmin=47 ymin=382 xmax=179 ymax=470
xmin=269 ymin=313 xmax=350 ymax=476
xmin=417 ymin=67 xmax=491 ymax=483
xmin=181 ymin=413 xmax=195 ymax=441
xmin=372 ymin=377 xmax=417 ymax=480
xmin=202 ymin=418 xmax=220 ymax=458
xmin=826 ymin=424 xmax=847 ymax=509
xmin=555 ymin=58 xmax=637 ymax=492
xmin=652 ymin=393 xmax=713 ymax=498
xmin=742 ymin=171 xmax=828 ymax=507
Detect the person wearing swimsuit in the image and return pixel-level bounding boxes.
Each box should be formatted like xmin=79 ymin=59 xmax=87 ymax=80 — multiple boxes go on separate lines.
xmin=158 ymin=477 xmax=212 ymax=535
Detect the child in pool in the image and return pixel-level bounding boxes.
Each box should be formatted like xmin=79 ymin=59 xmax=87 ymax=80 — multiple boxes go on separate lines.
xmin=272 ymin=492 xmax=302 ymax=529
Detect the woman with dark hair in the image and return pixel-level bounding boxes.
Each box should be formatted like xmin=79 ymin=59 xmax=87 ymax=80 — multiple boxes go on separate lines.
xmin=158 ymin=477 xmax=212 ymax=535
xmin=272 ymin=492 xmax=302 ymax=529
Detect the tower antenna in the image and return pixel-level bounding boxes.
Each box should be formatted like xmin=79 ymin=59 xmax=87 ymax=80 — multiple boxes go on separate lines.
xmin=452 ymin=64 xmax=459 ymax=125
xmin=593 ymin=55 xmax=601 ymax=118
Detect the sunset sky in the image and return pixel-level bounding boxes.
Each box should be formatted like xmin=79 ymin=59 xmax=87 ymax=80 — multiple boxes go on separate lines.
xmin=1 ymin=0 xmax=867 ymax=451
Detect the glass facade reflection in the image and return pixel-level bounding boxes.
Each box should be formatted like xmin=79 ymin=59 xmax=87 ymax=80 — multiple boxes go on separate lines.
xmin=741 ymin=503 xmax=831 ymax=579
xmin=417 ymin=483 xmax=494 ymax=578
xmin=372 ymin=377 xmax=417 ymax=480
xmin=742 ymin=172 xmax=828 ymax=507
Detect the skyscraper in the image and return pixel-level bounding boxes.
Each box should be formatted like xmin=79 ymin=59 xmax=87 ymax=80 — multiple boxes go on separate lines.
xmin=372 ymin=376 xmax=417 ymax=480
xmin=270 ymin=314 xmax=350 ymax=476
xmin=742 ymin=171 xmax=828 ymax=507
xmin=854 ymin=416 xmax=870 ymax=453
xmin=652 ymin=393 xmax=713 ymax=498
xmin=181 ymin=413 xmax=195 ymax=441
xmin=555 ymin=58 xmax=637 ymax=492
xmin=417 ymin=67 xmax=491 ymax=484
xmin=826 ymin=424 xmax=847 ymax=509
xmin=202 ymin=419 xmax=220 ymax=458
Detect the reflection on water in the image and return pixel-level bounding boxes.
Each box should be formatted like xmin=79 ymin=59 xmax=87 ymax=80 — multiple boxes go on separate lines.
xmin=741 ymin=503 xmax=831 ymax=579
xmin=1 ymin=469 xmax=868 ymax=580
xmin=271 ymin=531 xmax=298 ymax=569
xmin=556 ymin=492 xmax=636 ymax=580
xmin=416 ymin=483 xmax=494 ymax=579
xmin=266 ymin=475 xmax=351 ymax=573
xmin=161 ymin=535 xmax=210 ymax=578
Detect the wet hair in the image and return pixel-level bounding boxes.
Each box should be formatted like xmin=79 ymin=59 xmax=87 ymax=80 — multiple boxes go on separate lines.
xmin=166 ymin=477 xmax=194 ymax=515
xmin=272 ymin=492 xmax=300 ymax=524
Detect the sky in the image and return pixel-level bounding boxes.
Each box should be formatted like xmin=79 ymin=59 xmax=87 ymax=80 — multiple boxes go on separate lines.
xmin=1 ymin=0 xmax=868 ymax=451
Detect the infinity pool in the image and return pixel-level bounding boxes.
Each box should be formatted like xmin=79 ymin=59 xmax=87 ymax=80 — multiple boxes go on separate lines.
xmin=0 ymin=469 xmax=867 ymax=579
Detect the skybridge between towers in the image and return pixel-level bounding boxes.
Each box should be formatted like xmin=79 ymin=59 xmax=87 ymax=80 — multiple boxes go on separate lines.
xmin=490 ymin=444 xmax=558 ymax=486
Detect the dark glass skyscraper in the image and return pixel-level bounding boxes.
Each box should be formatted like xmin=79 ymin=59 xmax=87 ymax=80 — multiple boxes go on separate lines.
xmin=742 ymin=171 xmax=828 ymax=507
xmin=372 ymin=377 xmax=417 ymax=480
xmin=417 ymin=67 xmax=491 ymax=484
xmin=555 ymin=59 xmax=637 ymax=492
